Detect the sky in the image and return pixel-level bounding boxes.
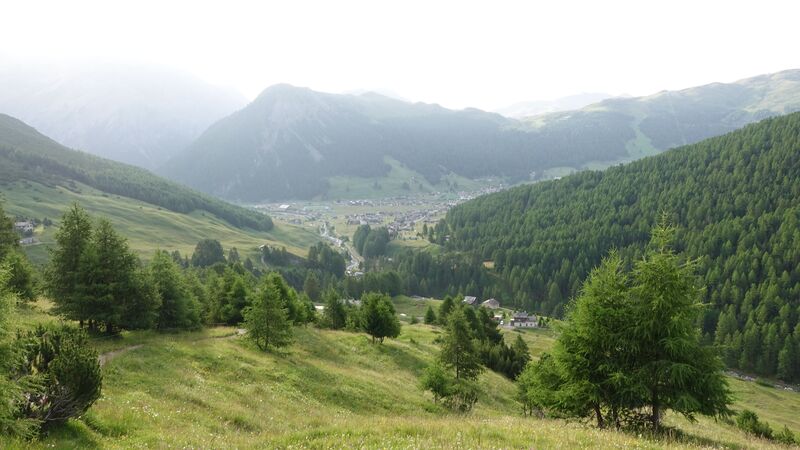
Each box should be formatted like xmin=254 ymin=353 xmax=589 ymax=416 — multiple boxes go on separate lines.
xmin=1 ymin=0 xmax=799 ymax=111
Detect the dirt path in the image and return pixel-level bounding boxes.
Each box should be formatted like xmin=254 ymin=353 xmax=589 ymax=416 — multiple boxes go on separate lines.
xmin=96 ymin=329 xmax=246 ymax=367
xmin=98 ymin=344 xmax=143 ymax=367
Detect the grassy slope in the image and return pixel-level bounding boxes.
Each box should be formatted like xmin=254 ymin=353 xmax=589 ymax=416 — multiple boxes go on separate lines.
xmin=2 ymin=180 xmax=320 ymax=265
xmin=324 ymin=157 xmax=488 ymax=201
xmin=2 ymin=302 xmax=797 ymax=449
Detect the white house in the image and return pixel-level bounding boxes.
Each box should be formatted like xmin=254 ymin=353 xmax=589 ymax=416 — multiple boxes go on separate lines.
xmin=510 ymin=311 xmax=538 ymax=328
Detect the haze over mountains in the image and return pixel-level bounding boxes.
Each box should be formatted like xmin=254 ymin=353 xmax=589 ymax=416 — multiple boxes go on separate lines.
xmin=493 ymin=92 xmax=615 ymax=118
xmin=164 ymin=69 xmax=800 ymax=202
xmin=0 ymin=61 xmax=247 ymax=169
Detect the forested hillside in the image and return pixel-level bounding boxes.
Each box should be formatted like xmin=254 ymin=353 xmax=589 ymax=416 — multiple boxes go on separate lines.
xmin=0 ymin=114 xmax=272 ymax=231
xmin=441 ymin=112 xmax=800 ymax=380
xmin=164 ymin=70 xmax=800 ymax=201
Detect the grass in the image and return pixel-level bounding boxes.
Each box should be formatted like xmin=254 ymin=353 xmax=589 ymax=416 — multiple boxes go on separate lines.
xmin=4 ymin=303 xmax=800 ymax=449
xmin=324 ymin=156 xmax=487 ymax=201
xmin=2 ymin=180 xmax=321 ymax=265
xmin=391 ymin=295 xmax=442 ymax=321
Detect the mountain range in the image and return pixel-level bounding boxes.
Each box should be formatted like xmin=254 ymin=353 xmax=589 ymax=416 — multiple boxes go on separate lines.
xmin=163 ymin=69 xmax=800 ymax=202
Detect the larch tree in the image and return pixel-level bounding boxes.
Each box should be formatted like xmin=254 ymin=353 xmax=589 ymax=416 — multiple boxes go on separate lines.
xmin=78 ymin=219 xmax=141 ymax=334
xmin=47 ymin=203 xmax=93 ymax=325
xmin=439 ymin=307 xmax=482 ymax=380
xmin=553 ymin=250 xmax=634 ymax=428
xmin=244 ymin=274 xmax=293 ymax=351
xmin=424 ymin=304 xmax=437 ymax=324
xmin=360 ymin=292 xmax=401 ymax=344
xmin=628 ymin=221 xmax=732 ymax=430
xmin=150 ymin=250 xmax=200 ymax=330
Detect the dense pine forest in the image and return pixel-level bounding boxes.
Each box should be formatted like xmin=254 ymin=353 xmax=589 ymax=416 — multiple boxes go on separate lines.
xmin=0 ymin=114 xmax=273 ymax=231
xmin=420 ymin=112 xmax=800 ymax=381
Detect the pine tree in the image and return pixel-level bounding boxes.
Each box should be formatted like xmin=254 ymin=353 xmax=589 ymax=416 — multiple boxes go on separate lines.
xmin=78 ymin=219 xmax=141 ymax=334
xmin=227 ymin=247 xmax=240 ymax=264
xmin=191 ymin=239 xmax=225 ymax=267
xmin=439 ymin=308 xmax=482 ymax=380
xmin=438 ymin=295 xmax=455 ymax=325
xmin=47 ymin=203 xmax=92 ymax=324
xmin=4 ymin=250 xmax=36 ymax=302
xmin=510 ymin=334 xmax=530 ymax=377
xmin=555 ymin=251 xmax=633 ymax=428
xmin=360 ymin=292 xmax=401 ymax=343
xmin=424 ymin=305 xmax=437 ymax=324
xmin=244 ymin=275 xmax=293 ymax=351
xmin=0 ymin=201 xmax=18 ymax=261
xmin=628 ymin=220 xmax=732 ymax=430
xmin=150 ymin=250 xmax=200 ymax=330
xmin=303 ymin=272 xmax=321 ymax=302
xmin=322 ymin=290 xmax=347 ymax=329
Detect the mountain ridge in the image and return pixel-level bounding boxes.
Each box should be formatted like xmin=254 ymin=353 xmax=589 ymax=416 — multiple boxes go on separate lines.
xmin=163 ymin=69 xmax=800 ymax=202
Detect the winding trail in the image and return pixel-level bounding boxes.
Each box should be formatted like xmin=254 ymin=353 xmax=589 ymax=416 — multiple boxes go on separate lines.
xmin=98 ymin=344 xmax=143 ymax=367
xmin=96 ymin=328 xmax=246 ymax=367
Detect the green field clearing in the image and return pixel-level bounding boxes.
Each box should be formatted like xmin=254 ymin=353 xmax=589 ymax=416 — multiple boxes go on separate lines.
xmin=1 ymin=181 xmax=321 ymax=265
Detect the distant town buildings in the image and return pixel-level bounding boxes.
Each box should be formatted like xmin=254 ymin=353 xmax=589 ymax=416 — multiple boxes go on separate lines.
xmin=462 ymin=296 xmax=477 ymax=306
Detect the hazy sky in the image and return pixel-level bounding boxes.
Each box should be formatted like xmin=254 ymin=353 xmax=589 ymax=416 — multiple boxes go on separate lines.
xmin=2 ymin=0 xmax=799 ymax=110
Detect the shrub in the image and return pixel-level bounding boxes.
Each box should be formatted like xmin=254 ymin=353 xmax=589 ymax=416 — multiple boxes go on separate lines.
xmin=421 ymin=363 xmax=451 ymax=404
xmin=775 ymin=425 xmax=797 ymax=445
xmin=13 ymin=324 xmax=102 ymax=429
xmin=442 ymin=378 xmax=479 ymax=412
xmin=735 ymin=409 xmax=773 ymax=440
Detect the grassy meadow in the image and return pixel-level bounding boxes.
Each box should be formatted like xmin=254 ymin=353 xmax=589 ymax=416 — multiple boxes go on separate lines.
xmin=3 ymin=300 xmax=799 ymax=449
xmin=1 ymin=181 xmax=321 ymax=265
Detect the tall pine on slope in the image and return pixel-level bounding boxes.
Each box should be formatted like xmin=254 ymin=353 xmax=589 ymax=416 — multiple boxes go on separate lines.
xmin=78 ymin=219 xmax=142 ymax=334
xmin=439 ymin=307 xmax=483 ymax=380
xmin=244 ymin=274 xmax=293 ymax=351
xmin=627 ymin=221 xmax=732 ymax=430
xmin=47 ymin=205 xmax=159 ymax=333
xmin=520 ymin=222 xmax=732 ymax=430
xmin=47 ymin=203 xmax=93 ymax=324
xmin=555 ymin=250 xmax=634 ymax=428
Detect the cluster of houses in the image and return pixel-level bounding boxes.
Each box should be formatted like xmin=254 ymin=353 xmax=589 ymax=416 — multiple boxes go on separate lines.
xmin=14 ymin=220 xmax=37 ymax=245
xmin=461 ymin=296 xmax=540 ymax=328
xmin=14 ymin=220 xmax=34 ymax=235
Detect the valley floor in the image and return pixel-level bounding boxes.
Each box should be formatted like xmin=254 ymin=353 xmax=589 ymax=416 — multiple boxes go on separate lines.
xmin=4 ymin=303 xmax=799 ymax=449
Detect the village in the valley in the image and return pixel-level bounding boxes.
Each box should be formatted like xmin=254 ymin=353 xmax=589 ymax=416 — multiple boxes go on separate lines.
xmin=255 ymin=184 xmax=544 ymax=327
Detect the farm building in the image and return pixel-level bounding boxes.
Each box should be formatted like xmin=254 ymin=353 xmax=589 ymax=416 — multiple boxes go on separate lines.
xmin=510 ymin=311 xmax=538 ymax=328
xmin=481 ymin=298 xmax=500 ymax=309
